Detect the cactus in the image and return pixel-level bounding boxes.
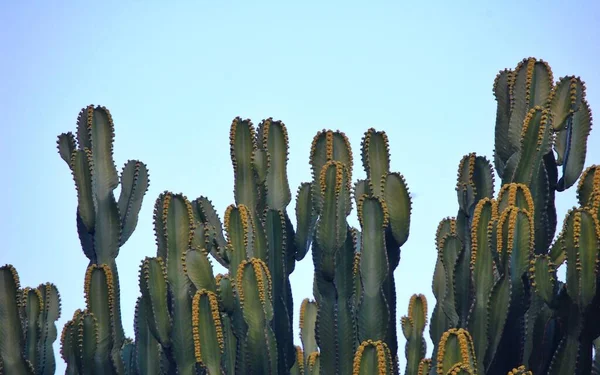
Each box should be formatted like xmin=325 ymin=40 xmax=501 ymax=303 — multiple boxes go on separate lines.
xmin=0 ymin=265 xmax=61 ymax=375
xmin=11 ymin=56 xmax=589 ymax=374
xmin=423 ymin=57 xmax=599 ymax=375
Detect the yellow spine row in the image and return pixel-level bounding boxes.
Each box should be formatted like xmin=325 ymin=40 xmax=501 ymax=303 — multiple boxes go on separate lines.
xmin=192 ymin=289 xmax=224 ymax=364
xmin=351 ymin=340 xmax=391 ymax=375
xmin=356 ymin=194 xmax=390 ymax=229
xmin=507 ymin=365 xmax=532 ymax=375
xmin=469 ymin=198 xmax=498 ymax=271
xmin=418 ymin=359 xmax=432 ymax=375
xmin=408 ymin=294 xmax=428 ymax=327
xmin=436 ymin=328 xmax=477 ymax=375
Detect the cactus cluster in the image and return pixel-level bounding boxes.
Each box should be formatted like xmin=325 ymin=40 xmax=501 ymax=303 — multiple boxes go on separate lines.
xmin=0 ymin=265 xmax=61 ymax=375
xmin=1 ymin=57 xmax=598 ymax=375
xmin=415 ymin=57 xmax=599 ymax=375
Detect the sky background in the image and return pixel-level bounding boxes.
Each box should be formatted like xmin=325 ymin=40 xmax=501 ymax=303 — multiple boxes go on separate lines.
xmin=1 ymin=1 xmax=599 ymax=373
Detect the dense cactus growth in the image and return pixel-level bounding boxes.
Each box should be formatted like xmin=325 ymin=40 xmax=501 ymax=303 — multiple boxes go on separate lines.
xmin=420 ymin=57 xmax=599 ymax=375
xmin=0 ymin=265 xmax=61 ymax=375
xmin=2 ymin=56 xmax=598 ymax=375
xmin=56 ymin=105 xmax=150 ymax=375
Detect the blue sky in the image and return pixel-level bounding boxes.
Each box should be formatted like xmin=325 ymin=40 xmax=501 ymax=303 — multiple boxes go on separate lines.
xmin=1 ymin=1 xmax=599 ymax=373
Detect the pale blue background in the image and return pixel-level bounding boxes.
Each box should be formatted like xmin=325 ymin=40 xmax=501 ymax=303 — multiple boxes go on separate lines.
xmin=1 ymin=1 xmax=599 ymax=373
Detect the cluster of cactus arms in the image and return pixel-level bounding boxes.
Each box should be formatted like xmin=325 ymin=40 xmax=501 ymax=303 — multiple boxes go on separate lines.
xmin=0 ymin=265 xmax=61 ymax=375
xmin=3 ymin=56 xmax=598 ymax=375
xmin=415 ymin=57 xmax=600 ymax=375
xmin=55 ymin=105 xmax=150 ymax=375
xmin=50 ymin=107 xmax=412 ymax=375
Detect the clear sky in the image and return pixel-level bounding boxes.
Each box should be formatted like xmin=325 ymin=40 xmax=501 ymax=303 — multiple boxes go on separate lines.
xmin=1 ymin=1 xmax=599 ymax=373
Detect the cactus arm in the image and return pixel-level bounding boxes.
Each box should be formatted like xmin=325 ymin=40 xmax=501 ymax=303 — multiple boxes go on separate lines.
xmin=352 ymin=340 xmax=394 ymax=375
xmin=57 ymin=132 xmax=77 ymax=166
xmin=493 ymin=68 xmax=514 ymax=176
xmin=484 ymin=275 xmax=511 ymax=370
xmin=191 ymin=197 xmax=228 ymax=267
xmin=230 ymin=117 xmax=259 ymax=209
xmin=133 ymin=298 xmax=161 ymax=375
xmin=403 ymin=294 xmax=428 ymax=375
xmin=36 ymin=283 xmax=61 ymax=375
xmin=264 ymin=209 xmax=295 ymax=373
xmin=224 ymin=204 xmax=252 ymax=280
xmin=436 ymin=328 xmax=477 ymax=374
xmin=361 ymin=129 xmax=390 ymax=197
xmin=356 ymin=196 xmax=390 ymax=342
xmin=299 ymin=298 xmax=318 ymax=368
xmin=120 ymin=339 xmax=137 ymax=375
xmin=383 ymin=172 xmax=412 ymax=248
xmin=138 ymin=257 xmax=172 ymax=347
xmin=191 ymin=289 xmax=224 ymax=375
xmin=261 ymin=118 xmax=291 ymax=210
xmin=117 ymin=160 xmax=149 ymax=246
xmin=84 ymin=264 xmax=117 ymax=374
xmin=507 ymin=58 xmax=553 ymax=152
xmin=512 ymin=107 xmax=553 ymax=185
xmin=70 ymin=149 xmax=97 ymax=233
xmin=563 ymin=208 xmax=600 ymax=308
xmin=0 ymin=265 xmax=35 ymax=375
xmin=20 ymin=288 xmax=42 ymax=370
xmin=467 ymin=198 xmax=498 ymax=369
xmin=556 ymin=98 xmax=593 ymax=191
xmin=309 ymin=130 xmax=353 ymax=213
xmin=155 ymin=193 xmax=197 ymax=375
xmin=236 ymin=258 xmax=277 ymax=374
xmin=294 ymin=182 xmax=317 ymax=261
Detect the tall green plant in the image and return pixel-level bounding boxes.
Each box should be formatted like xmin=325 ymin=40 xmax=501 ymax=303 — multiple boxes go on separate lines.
xmin=0 ymin=56 xmax=590 ymax=375
xmin=0 ymin=265 xmax=61 ymax=375
xmin=418 ymin=57 xmax=599 ymax=375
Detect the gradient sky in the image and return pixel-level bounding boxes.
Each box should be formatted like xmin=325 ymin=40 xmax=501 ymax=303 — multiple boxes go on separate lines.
xmin=2 ymin=1 xmax=599 ymax=373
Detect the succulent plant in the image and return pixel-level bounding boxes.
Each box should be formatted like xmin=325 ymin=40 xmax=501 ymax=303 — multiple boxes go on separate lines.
xmin=1 ymin=56 xmax=591 ymax=375
xmin=425 ymin=57 xmax=598 ymax=375
xmin=0 ymin=264 xmax=61 ymax=375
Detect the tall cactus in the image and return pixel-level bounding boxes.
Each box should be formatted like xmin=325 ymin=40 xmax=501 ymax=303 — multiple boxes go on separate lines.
xmin=424 ymin=57 xmax=598 ymax=375
xmin=0 ymin=265 xmax=61 ymax=375
xmin=42 ymin=56 xmax=598 ymax=375
xmin=57 ymin=105 xmax=150 ymax=374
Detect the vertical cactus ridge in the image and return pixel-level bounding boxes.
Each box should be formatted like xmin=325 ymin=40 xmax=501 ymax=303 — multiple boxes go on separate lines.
xmin=192 ymin=196 xmax=229 ymax=267
xmin=555 ymin=97 xmax=593 ymax=191
xmin=260 ymin=118 xmax=292 ymax=210
xmin=316 ymin=161 xmax=351 ymax=272
xmin=360 ymin=128 xmax=391 ymax=197
xmin=549 ymin=76 xmax=587 ymax=132
xmin=456 ymin=153 xmax=495 ymax=214
xmin=117 ymin=160 xmax=150 ymax=246
xmin=310 ymin=130 xmax=353 ymax=212
xmin=138 ymin=257 xmax=172 ymax=347
xmin=562 ymin=207 xmax=600 ymax=308
xmin=528 ymin=255 xmax=557 ymax=306
xmin=224 ymin=204 xmax=253 ymax=278
xmin=299 ymin=298 xmax=318 ymax=366
xmin=295 ymin=182 xmax=317 ymax=261
xmin=576 ymin=165 xmax=600 ymax=209
xmin=133 ymin=297 xmax=161 ymax=375
xmin=512 ymin=107 xmax=553 ymax=185
xmin=0 ymin=265 xmax=35 ymax=375
xmin=191 ymin=289 xmax=223 ymax=375
xmin=230 ymin=117 xmax=260 ymax=210
xmin=403 ymin=294 xmax=428 ymax=375
xmin=383 ymin=172 xmax=412 ymax=248
xmin=351 ymin=340 xmax=393 ymax=375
